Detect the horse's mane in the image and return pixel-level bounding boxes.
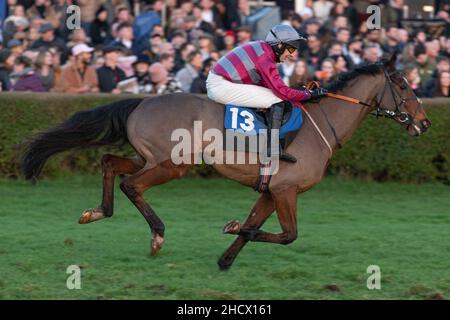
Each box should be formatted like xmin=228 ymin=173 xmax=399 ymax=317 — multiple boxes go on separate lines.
xmin=326 ymin=63 xmax=384 ymax=93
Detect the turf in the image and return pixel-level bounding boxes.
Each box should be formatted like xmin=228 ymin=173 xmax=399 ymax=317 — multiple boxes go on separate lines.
xmin=0 ymin=176 xmax=449 ymax=300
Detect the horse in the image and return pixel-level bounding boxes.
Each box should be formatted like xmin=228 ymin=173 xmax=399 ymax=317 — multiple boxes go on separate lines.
xmin=21 ymin=53 xmax=431 ymax=270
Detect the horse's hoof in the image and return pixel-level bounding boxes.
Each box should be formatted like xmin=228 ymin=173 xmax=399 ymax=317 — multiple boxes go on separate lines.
xmin=218 ymin=259 xmax=232 ymax=271
xmin=151 ymin=234 xmax=165 ymax=256
xmin=223 ymin=220 xmax=241 ymax=235
xmin=79 ymin=208 xmax=105 ymax=224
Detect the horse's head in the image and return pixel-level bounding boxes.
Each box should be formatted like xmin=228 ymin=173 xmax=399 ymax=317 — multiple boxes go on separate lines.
xmin=377 ymin=53 xmax=431 ymax=136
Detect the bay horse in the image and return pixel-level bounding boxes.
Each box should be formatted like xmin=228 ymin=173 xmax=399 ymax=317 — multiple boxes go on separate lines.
xmin=21 ymin=54 xmax=431 ymax=270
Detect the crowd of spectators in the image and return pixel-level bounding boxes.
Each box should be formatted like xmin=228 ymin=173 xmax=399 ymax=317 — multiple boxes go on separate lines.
xmin=0 ymin=0 xmax=449 ymax=98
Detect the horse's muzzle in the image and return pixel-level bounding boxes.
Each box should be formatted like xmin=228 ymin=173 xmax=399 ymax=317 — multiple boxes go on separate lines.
xmin=409 ymin=118 xmax=431 ymax=136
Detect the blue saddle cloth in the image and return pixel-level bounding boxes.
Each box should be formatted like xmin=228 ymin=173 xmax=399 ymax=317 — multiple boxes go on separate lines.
xmin=224 ymin=104 xmax=304 ymax=139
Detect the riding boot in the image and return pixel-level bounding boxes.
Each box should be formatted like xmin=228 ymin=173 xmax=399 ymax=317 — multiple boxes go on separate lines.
xmin=266 ymin=102 xmax=297 ymax=163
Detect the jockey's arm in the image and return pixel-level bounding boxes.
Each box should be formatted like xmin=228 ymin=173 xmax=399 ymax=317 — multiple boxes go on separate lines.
xmin=258 ymin=57 xmax=311 ymax=102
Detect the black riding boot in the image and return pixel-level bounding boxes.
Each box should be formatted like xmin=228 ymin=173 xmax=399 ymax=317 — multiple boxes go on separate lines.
xmin=266 ymin=102 xmax=297 ymax=163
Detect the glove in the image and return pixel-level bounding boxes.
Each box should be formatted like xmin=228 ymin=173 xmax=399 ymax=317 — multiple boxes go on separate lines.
xmin=308 ymin=87 xmax=328 ymax=100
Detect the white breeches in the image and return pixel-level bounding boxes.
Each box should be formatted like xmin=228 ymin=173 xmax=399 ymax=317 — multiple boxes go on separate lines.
xmin=206 ymin=72 xmax=282 ymax=109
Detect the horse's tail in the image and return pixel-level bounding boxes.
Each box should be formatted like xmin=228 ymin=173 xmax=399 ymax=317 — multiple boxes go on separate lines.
xmin=21 ymin=98 xmax=143 ymax=181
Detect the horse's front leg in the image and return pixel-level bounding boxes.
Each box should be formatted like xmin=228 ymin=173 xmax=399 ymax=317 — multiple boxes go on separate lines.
xmin=228 ymin=186 xmax=298 ymax=245
xmin=218 ymin=193 xmax=275 ymax=270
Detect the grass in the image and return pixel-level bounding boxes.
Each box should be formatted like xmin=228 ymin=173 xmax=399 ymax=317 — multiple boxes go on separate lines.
xmin=0 ymin=175 xmax=449 ymax=300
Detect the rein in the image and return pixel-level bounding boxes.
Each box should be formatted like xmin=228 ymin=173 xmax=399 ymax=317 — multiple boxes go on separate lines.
xmin=300 ymin=69 xmax=420 ymax=157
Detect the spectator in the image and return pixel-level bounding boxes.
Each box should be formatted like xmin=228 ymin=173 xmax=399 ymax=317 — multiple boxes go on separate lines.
xmin=0 ymin=49 xmax=15 ymax=91
xmin=397 ymin=28 xmax=409 ymax=51
xmin=60 ymin=43 xmax=99 ymax=93
xmin=197 ymin=33 xmax=215 ymax=61
xmin=209 ymin=50 xmax=220 ymax=62
xmin=109 ymin=22 xmax=134 ymax=56
xmin=90 ymin=6 xmax=112 ymax=46
xmin=335 ymin=27 xmax=350 ymax=55
xmin=236 ymin=26 xmax=252 ymax=46
xmin=4 ymin=5 xmax=28 ymax=30
xmin=414 ymin=43 xmax=437 ymax=89
xmin=337 ymin=0 xmax=359 ymax=35
xmin=303 ymin=17 xmax=321 ymax=37
xmin=181 ymin=15 xmax=197 ymax=42
xmin=424 ymin=56 xmax=450 ymax=92
xmin=403 ymin=65 xmax=424 ymax=97
xmin=221 ymin=31 xmax=236 ymax=54
xmin=330 ymin=54 xmax=348 ymax=74
xmin=192 ymin=5 xmax=214 ymax=36
xmin=10 ymin=55 xmax=45 ymax=92
xmin=238 ymin=0 xmax=252 ymax=27
xmin=328 ymin=41 xmax=343 ymax=57
xmin=35 ymin=48 xmax=60 ymax=91
xmin=132 ymin=54 xmax=153 ymax=94
xmin=111 ymin=5 xmax=133 ymax=38
xmin=170 ymin=30 xmax=187 ymax=52
xmin=67 ymin=29 xmax=90 ymax=48
xmin=144 ymin=33 xmax=164 ymax=60
xmin=7 ymin=39 xmax=24 ymax=56
xmin=313 ymin=0 xmax=334 ymax=24
xmin=382 ymin=26 xmax=401 ymax=55
xmin=159 ymin=42 xmax=175 ymax=58
xmin=427 ymin=70 xmax=450 ymax=97
xmin=173 ymin=42 xmax=195 ymax=73
xmin=315 ymin=58 xmax=336 ymax=86
xmin=149 ymin=62 xmax=182 ymax=94
xmin=363 ymin=44 xmax=380 ymax=64
xmin=289 ymin=59 xmax=311 ymax=88
xmin=30 ymin=23 xmax=65 ymax=53
xmin=26 ymin=0 xmax=59 ymax=28
xmin=364 ymin=28 xmax=382 ymax=48
xmin=297 ymin=0 xmax=314 ymax=22
xmin=440 ymin=38 xmax=450 ymax=59
xmin=425 ymin=40 xmax=441 ymax=64
xmin=175 ymin=50 xmax=202 ymax=92
xmin=96 ymin=45 xmax=126 ymax=94
xmin=347 ymin=37 xmax=363 ymax=66
xmin=160 ymin=53 xmax=175 ymax=74
xmin=190 ymin=57 xmax=215 ymax=93
xmin=397 ymin=42 xmax=416 ymax=69
xmin=78 ymin=0 xmax=105 ymax=33
xmin=383 ymin=0 xmax=404 ymax=29
xmin=303 ymin=34 xmax=326 ymax=70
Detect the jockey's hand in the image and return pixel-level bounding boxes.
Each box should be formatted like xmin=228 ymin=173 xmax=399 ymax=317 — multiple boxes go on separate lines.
xmin=309 ymin=88 xmax=328 ymax=100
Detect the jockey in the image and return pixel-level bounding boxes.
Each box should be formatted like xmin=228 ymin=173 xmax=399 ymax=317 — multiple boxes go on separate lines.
xmin=207 ymin=24 xmax=328 ymax=163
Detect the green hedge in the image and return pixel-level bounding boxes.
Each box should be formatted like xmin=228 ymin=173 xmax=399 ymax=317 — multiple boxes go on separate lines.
xmin=0 ymin=93 xmax=449 ymax=183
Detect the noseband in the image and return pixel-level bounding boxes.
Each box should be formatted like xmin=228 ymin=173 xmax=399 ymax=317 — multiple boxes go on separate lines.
xmin=374 ymin=68 xmax=421 ymax=128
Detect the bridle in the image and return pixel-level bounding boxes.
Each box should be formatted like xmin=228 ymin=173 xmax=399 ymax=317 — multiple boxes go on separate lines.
xmin=303 ymin=65 xmax=423 ymax=151
xmin=309 ymin=66 xmax=422 ymax=128
xmin=372 ymin=68 xmax=422 ymax=128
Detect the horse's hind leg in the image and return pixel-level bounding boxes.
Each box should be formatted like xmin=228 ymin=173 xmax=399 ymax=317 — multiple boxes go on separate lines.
xmin=218 ymin=193 xmax=275 ymax=271
xmin=79 ymin=154 xmax=144 ymax=224
xmin=120 ymin=161 xmax=191 ymax=255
